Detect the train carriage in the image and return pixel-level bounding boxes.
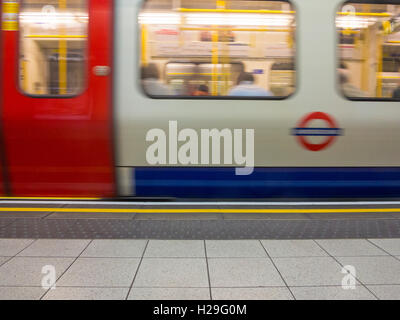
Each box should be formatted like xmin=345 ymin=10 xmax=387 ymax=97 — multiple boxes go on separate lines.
xmin=1 ymin=0 xmax=400 ymax=199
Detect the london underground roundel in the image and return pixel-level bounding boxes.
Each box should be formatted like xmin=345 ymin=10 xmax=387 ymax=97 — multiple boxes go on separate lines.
xmin=292 ymin=112 xmax=343 ymax=152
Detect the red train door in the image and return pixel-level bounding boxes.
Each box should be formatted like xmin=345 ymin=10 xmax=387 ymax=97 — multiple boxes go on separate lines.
xmin=1 ymin=0 xmax=115 ymax=197
xmin=0 ymin=1 xmax=6 ymax=196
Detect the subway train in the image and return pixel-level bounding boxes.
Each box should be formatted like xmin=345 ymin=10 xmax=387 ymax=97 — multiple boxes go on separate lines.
xmin=1 ymin=0 xmax=400 ymax=199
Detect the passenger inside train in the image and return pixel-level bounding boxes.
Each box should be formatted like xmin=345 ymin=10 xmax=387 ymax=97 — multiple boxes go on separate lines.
xmin=228 ymin=71 xmax=273 ymax=97
xmin=141 ymin=63 xmax=174 ymax=96
xmin=392 ymin=66 xmax=400 ymax=99
xmin=192 ymin=84 xmax=210 ymax=96
xmin=338 ymin=63 xmax=369 ymax=98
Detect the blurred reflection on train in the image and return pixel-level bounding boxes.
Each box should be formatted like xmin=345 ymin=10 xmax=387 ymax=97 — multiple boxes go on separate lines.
xmin=139 ymin=0 xmax=296 ymax=98
xmin=337 ymin=3 xmax=400 ymax=99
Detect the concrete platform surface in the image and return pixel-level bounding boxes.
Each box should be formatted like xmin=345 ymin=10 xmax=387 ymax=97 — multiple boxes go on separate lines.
xmin=0 ymin=239 xmax=398 ymax=300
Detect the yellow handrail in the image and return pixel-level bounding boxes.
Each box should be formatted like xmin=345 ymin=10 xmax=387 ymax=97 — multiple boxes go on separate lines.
xmin=177 ymin=8 xmax=294 ymax=14
xmin=378 ymin=75 xmax=400 ymax=79
xmin=177 ymin=8 xmax=389 ymax=17
xmin=340 ymin=30 xmax=360 ymax=34
xmin=167 ymin=73 xmax=231 ymax=76
xmin=141 ymin=25 xmax=148 ymax=66
xmin=180 ymin=27 xmax=290 ymax=32
xmin=2 ymin=1 xmax=19 ymax=31
xmin=25 ymin=35 xmax=87 ymax=39
xmin=59 ymin=0 xmax=67 ymax=95
xmin=337 ymin=12 xmax=391 ymax=17
xmin=211 ymin=29 xmax=219 ymax=96
xmin=377 ymin=34 xmax=383 ymax=97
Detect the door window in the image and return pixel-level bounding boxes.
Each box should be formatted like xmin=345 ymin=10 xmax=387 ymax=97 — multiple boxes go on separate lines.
xmin=19 ymin=0 xmax=88 ymax=96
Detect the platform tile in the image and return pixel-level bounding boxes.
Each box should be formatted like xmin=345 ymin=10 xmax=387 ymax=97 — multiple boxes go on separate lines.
xmin=315 ymin=239 xmax=387 ymax=257
xmin=133 ymin=258 xmax=209 ymax=288
xmin=0 ymin=257 xmax=74 ymax=286
xmin=128 ymin=288 xmax=210 ymax=300
xmin=18 ymin=239 xmax=90 ymax=257
xmin=337 ymin=256 xmax=400 ymax=285
xmin=81 ymin=240 xmax=147 ymax=258
xmin=291 ymin=286 xmax=376 ymax=300
xmin=145 ymin=240 xmax=205 ymax=258
xmin=211 ymin=287 xmax=293 ymax=300
xmin=368 ymin=239 xmax=400 ymax=256
xmin=206 ymin=240 xmax=267 ymax=258
xmin=261 ymin=240 xmax=328 ymax=257
xmin=273 ymin=257 xmax=345 ymax=287
xmin=56 ymin=257 xmax=140 ymax=287
xmin=208 ymin=258 xmax=285 ymax=287
xmin=0 ymin=257 xmax=11 ymax=266
xmin=43 ymin=287 xmax=129 ymax=300
xmin=0 ymin=287 xmax=45 ymax=300
xmin=366 ymin=285 xmax=400 ymax=300
xmin=0 ymin=239 xmax=35 ymax=256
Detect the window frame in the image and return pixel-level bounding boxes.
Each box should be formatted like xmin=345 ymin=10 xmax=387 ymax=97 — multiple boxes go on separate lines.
xmin=336 ymin=0 xmax=400 ymax=102
xmin=138 ymin=0 xmax=298 ymax=101
xmin=17 ymin=0 xmax=89 ymax=99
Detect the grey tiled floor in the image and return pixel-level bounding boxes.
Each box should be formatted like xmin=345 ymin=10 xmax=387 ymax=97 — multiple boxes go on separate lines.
xmin=0 ymin=238 xmax=399 ymax=300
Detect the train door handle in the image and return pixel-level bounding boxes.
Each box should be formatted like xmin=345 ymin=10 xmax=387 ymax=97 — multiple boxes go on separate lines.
xmin=93 ymin=66 xmax=111 ymax=76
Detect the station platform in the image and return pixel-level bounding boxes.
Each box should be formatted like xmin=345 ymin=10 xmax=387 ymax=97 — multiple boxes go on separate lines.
xmin=0 ymin=200 xmax=399 ymax=300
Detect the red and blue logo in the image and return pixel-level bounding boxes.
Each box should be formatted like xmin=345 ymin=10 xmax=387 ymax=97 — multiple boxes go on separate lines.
xmin=292 ymin=112 xmax=343 ymax=152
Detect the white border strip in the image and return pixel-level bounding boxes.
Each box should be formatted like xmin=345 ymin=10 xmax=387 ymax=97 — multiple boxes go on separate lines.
xmin=1 ymin=200 xmax=400 ymax=206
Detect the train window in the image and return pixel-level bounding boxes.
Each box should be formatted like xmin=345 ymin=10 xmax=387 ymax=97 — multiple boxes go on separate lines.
xmin=336 ymin=1 xmax=400 ymax=100
xmin=19 ymin=0 xmax=88 ymax=96
xmin=139 ymin=0 xmax=296 ymax=99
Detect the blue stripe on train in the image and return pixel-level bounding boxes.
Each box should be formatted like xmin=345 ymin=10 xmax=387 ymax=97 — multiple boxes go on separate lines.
xmin=134 ymin=167 xmax=400 ymax=198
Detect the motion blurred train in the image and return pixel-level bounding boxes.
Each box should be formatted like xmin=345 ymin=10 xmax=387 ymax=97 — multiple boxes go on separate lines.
xmin=1 ymin=0 xmax=400 ymax=199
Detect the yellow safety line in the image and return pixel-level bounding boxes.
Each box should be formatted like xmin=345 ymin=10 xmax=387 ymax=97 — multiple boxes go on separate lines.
xmin=0 ymin=208 xmax=399 ymax=214
xmin=387 ymin=41 xmax=400 ymax=44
